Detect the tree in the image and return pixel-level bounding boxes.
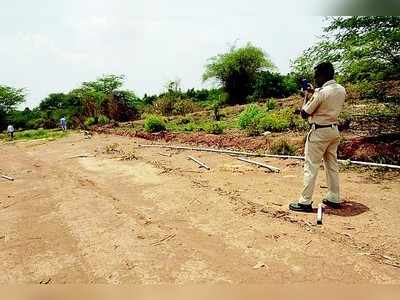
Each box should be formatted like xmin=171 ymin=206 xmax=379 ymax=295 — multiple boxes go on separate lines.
xmin=291 ymin=16 xmax=400 ymax=82
xmin=82 ymin=74 xmax=125 ymax=94
xmin=203 ymin=43 xmax=275 ymax=104
xmin=252 ymin=71 xmax=298 ymax=99
xmin=0 ymin=85 xmax=26 ymax=112
xmin=39 ymin=93 xmax=69 ymax=111
xmin=0 ymin=85 xmax=26 ymax=130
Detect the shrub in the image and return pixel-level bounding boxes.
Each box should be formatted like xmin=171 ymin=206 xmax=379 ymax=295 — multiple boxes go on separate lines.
xmin=172 ymin=99 xmax=198 ymax=115
xmin=144 ymin=115 xmax=166 ymax=132
xmin=238 ymin=104 xmax=266 ymax=129
xmin=98 ymin=114 xmax=110 ymax=125
xmin=258 ymin=114 xmax=290 ymax=132
xmin=84 ymin=117 xmax=96 ymax=127
xmin=204 ymin=121 xmax=224 ymax=134
xmin=269 ymin=139 xmax=297 ymax=156
xmin=266 ymin=98 xmax=277 ymax=111
xmin=183 ymin=122 xmax=200 ymax=132
xmin=153 ymin=96 xmax=175 ymax=116
xmin=176 ymin=116 xmax=194 ymax=125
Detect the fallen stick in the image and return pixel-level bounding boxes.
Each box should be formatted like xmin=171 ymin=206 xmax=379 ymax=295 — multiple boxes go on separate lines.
xmin=1 ymin=175 xmax=14 ymax=181
xmin=151 ymin=233 xmax=176 ymax=246
xmin=237 ymin=157 xmax=280 ymax=173
xmin=187 ymin=156 xmax=210 ymax=170
xmin=138 ymin=144 xmax=400 ymax=170
xmin=67 ymin=154 xmax=94 ymax=159
xmin=158 ymin=152 xmax=172 ymax=157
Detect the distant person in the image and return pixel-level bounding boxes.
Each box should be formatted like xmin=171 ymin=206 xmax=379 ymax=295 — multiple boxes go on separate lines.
xmin=290 ymin=62 xmax=346 ymax=212
xmin=7 ymin=124 xmax=15 ymax=140
xmin=60 ymin=116 xmax=67 ymax=131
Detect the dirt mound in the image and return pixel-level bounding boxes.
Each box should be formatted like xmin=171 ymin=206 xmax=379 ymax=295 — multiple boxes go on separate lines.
xmin=339 ymin=133 xmax=400 ymax=164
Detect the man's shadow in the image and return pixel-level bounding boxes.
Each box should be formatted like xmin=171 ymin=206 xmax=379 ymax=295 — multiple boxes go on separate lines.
xmin=311 ymin=201 xmax=369 ymax=217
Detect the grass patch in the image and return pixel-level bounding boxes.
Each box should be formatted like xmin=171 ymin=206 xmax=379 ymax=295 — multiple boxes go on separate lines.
xmin=1 ymin=129 xmax=68 ymax=141
xmin=269 ymin=139 xmax=297 ymax=156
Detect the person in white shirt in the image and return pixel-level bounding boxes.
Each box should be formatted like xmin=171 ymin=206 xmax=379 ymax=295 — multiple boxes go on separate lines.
xmin=7 ymin=124 xmax=15 ymax=140
xmin=60 ymin=117 xmax=67 ymax=131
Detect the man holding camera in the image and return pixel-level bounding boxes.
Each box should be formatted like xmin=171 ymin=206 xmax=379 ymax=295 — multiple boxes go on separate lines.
xmin=289 ymin=62 xmax=346 ymax=212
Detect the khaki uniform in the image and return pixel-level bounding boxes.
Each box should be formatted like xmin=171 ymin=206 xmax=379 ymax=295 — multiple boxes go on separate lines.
xmin=299 ymin=80 xmax=346 ymax=205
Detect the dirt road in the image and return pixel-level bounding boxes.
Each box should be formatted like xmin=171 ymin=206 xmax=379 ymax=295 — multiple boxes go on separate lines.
xmin=1 ymin=133 xmax=399 ymax=283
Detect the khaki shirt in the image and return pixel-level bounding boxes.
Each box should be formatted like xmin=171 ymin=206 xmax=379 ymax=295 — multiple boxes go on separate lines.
xmin=303 ymin=80 xmax=346 ymax=125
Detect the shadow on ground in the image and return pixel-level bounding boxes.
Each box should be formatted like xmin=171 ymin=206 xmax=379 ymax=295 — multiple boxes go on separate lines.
xmin=311 ymin=201 xmax=369 ymax=217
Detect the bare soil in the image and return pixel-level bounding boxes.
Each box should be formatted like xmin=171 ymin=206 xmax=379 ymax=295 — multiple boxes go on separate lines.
xmin=1 ymin=132 xmax=399 ymax=283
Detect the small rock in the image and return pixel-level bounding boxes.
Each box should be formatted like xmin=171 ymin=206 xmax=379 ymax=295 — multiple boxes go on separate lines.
xmin=262 ymin=131 xmax=272 ymax=136
xmin=253 ymin=262 xmax=268 ymax=270
xmin=137 ymin=234 xmax=146 ymax=240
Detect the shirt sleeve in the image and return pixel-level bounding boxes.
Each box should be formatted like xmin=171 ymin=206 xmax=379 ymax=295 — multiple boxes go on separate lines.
xmin=302 ymin=90 xmax=324 ymax=115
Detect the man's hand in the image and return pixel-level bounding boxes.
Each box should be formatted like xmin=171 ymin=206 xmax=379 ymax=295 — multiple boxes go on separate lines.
xmin=300 ymin=109 xmax=310 ymax=120
xmin=307 ymin=83 xmax=315 ymax=94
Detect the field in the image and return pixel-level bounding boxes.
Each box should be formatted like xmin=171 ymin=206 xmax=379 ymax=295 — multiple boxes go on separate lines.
xmin=1 ymin=131 xmax=400 ymax=283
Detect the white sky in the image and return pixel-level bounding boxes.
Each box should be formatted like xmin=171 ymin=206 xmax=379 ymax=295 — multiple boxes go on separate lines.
xmin=0 ymin=0 xmax=327 ymax=108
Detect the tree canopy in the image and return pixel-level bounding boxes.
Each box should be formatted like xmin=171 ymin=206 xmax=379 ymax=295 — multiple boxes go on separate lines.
xmin=203 ymin=43 xmax=275 ymax=104
xmin=0 ymin=85 xmax=26 ymax=112
xmin=291 ymin=16 xmax=400 ymax=82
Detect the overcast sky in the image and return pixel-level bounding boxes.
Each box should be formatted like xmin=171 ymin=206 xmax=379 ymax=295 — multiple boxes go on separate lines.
xmin=0 ymin=1 xmax=327 ymax=108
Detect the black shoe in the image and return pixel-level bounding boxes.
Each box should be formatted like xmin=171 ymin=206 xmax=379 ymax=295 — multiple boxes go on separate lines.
xmin=322 ymin=199 xmax=341 ymax=209
xmin=289 ymin=202 xmax=313 ymax=212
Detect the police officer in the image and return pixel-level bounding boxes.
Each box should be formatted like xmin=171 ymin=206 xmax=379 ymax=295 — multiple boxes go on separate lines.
xmin=290 ymin=62 xmax=346 ymax=212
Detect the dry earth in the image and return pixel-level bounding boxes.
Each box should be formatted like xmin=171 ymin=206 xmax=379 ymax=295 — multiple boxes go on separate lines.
xmin=0 ymin=132 xmax=399 ymax=283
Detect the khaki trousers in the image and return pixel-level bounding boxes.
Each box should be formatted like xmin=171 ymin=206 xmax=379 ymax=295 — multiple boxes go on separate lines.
xmin=299 ymin=126 xmax=341 ymax=205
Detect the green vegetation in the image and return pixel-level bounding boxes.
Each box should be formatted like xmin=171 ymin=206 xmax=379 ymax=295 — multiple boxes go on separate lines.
xmin=98 ymin=115 xmax=110 ymax=125
xmin=292 ymin=17 xmax=400 ymax=82
xmin=238 ymin=105 xmax=265 ymax=130
xmin=203 ymin=43 xmax=276 ymax=104
xmin=144 ymin=115 xmax=166 ymax=133
xmin=238 ymin=105 xmax=307 ymax=135
xmin=84 ymin=117 xmax=96 ymax=128
xmin=1 ymin=129 xmax=68 ymax=141
xmin=204 ymin=121 xmax=224 ymax=134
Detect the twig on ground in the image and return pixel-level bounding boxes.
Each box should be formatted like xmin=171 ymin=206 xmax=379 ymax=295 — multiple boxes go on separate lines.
xmin=151 ymin=233 xmax=176 ymax=246
xmin=187 ymin=156 xmax=210 ymax=170
xmin=1 ymin=175 xmax=14 ymax=181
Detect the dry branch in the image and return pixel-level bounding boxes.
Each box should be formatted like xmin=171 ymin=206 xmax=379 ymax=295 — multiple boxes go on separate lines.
xmin=237 ymin=157 xmax=280 ymax=173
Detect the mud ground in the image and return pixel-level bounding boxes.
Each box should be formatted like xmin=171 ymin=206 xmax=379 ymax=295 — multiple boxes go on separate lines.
xmin=0 ymin=132 xmax=399 ymax=283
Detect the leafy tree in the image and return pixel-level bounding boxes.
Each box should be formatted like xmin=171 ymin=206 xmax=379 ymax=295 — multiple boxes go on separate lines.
xmin=0 ymin=85 xmax=26 ymax=130
xmin=82 ymin=74 xmax=125 ymax=94
xmin=39 ymin=93 xmax=69 ymax=111
xmin=0 ymin=85 xmax=26 ymax=112
xmin=291 ymin=16 xmax=400 ymax=82
xmin=252 ymin=71 xmax=298 ymax=99
xmin=203 ymin=43 xmax=275 ymax=104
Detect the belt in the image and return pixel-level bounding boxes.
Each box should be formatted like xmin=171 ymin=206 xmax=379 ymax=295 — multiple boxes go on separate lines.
xmin=310 ymin=123 xmax=337 ymax=130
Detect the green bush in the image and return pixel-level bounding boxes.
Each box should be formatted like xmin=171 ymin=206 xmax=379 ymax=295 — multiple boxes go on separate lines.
xmin=144 ymin=115 xmax=166 ymax=132
xmin=172 ymin=99 xmax=198 ymax=115
xmin=238 ymin=104 xmax=266 ymax=129
xmin=98 ymin=114 xmax=110 ymax=125
xmin=258 ymin=114 xmax=290 ymax=132
xmin=269 ymin=139 xmax=297 ymax=156
xmin=84 ymin=117 xmax=96 ymax=127
xmin=176 ymin=116 xmax=194 ymax=125
xmin=204 ymin=121 xmax=224 ymax=134
xmin=153 ymin=96 xmax=175 ymax=116
xmin=266 ymin=98 xmax=277 ymax=111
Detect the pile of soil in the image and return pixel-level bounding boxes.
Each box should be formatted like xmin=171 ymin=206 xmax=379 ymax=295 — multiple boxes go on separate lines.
xmin=339 ymin=133 xmax=400 ymax=164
